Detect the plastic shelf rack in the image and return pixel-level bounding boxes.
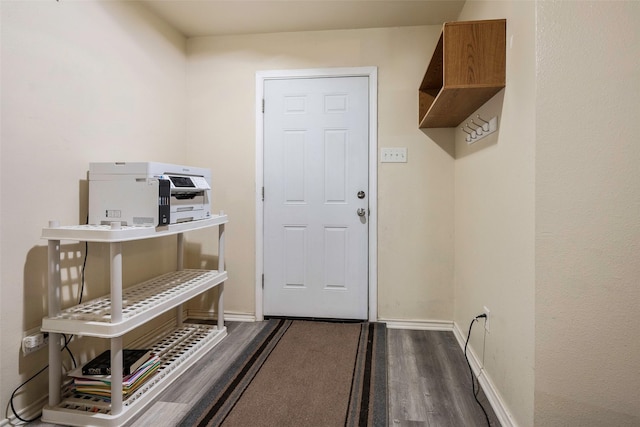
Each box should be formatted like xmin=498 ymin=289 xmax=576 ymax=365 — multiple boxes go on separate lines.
xmin=40 ymin=214 xmax=228 ymax=427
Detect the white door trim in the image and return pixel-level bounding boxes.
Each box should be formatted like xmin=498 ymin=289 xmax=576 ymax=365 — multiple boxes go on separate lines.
xmin=255 ymin=66 xmax=378 ymax=322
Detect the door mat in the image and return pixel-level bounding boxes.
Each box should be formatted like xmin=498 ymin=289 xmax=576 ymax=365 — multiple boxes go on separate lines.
xmin=179 ymin=319 xmax=387 ymax=426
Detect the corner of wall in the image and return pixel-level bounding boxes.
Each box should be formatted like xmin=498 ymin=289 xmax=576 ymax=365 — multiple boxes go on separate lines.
xmin=452 ymin=1 xmax=536 ymax=426
xmin=0 ymin=1 xmax=188 ymax=418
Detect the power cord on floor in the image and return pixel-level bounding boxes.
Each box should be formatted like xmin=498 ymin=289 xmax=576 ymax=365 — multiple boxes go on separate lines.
xmin=9 ymin=333 xmax=79 ymax=423
xmin=9 ymin=364 xmax=49 ymax=423
xmin=10 ymin=229 xmax=88 ymax=423
xmin=464 ymin=314 xmax=491 ymax=427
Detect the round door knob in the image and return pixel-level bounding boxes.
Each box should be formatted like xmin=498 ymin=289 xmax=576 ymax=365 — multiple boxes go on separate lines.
xmin=357 ymin=208 xmax=366 ymax=217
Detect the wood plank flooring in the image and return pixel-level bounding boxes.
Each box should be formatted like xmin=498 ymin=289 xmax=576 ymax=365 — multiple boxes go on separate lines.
xmin=127 ymin=321 xmax=271 ymax=426
xmin=32 ymin=321 xmax=501 ymax=427
xmin=388 ymin=328 xmax=500 ymax=427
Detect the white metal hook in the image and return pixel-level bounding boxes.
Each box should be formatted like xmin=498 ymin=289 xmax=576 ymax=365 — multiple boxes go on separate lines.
xmin=468 ymin=121 xmax=483 ymax=135
xmin=462 ymin=124 xmax=477 ymax=142
xmin=474 ymin=115 xmax=490 ymax=132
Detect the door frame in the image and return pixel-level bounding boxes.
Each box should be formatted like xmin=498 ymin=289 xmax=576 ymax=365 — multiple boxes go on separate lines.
xmin=255 ymin=67 xmax=378 ymax=322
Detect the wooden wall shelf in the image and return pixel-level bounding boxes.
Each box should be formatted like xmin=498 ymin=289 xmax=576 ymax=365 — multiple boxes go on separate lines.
xmin=419 ymin=19 xmax=506 ymax=128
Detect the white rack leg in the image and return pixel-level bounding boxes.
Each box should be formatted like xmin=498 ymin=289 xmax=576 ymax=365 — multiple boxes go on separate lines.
xmin=218 ymin=222 xmax=225 ymax=273
xmin=110 ymin=336 xmax=123 ymax=414
xmin=217 ymin=283 xmax=225 ymax=328
xmin=176 ymin=233 xmax=184 ymax=326
xmin=47 ymin=238 xmax=62 ymax=406
xmin=109 ymin=240 xmax=124 ymax=415
xmin=218 ymin=221 xmax=225 ymax=328
xmin=110 ymin=241 xmax=123 ymax=322
xmin=177 ymin=233 xmax=184 ymax=271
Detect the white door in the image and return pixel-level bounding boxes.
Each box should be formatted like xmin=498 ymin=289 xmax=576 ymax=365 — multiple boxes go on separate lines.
xmin=263 ymin=76 xmax=369 ymax=319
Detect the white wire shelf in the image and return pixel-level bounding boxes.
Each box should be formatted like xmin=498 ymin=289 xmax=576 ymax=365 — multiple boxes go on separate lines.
xmin=42 ymin=269 xmax=227 ymax=337
xmin=41 ymin=214 xmax=228 ymax=242
xmin=42 ymin=323 xmax=227 ymax=427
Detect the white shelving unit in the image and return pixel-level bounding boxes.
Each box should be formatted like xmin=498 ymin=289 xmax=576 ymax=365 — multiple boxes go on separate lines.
xmin=40 ymin=214 xmax=228 ymax=427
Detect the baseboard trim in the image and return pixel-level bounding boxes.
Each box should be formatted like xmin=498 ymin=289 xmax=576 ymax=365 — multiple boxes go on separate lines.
xmin=1 ymin=394 xmax=47 ymax=427
xmin=452 ymin=321 xmax=518 ymax=427
xmin=0 ymin=311 xmax=257 ymax=427
xmin=223 ymin=313 xmax=257 ymax=322
xmin=380 ymin=318 xmax=454 ymax=331
xmin=186 ymin=309 xmax=256 ymax=323
xmin=2 ymin=316 xmax=517 ymax=427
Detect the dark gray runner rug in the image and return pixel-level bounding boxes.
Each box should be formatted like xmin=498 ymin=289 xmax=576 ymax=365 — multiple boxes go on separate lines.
xmin=179 ymin=319 xmax=387 ymax=427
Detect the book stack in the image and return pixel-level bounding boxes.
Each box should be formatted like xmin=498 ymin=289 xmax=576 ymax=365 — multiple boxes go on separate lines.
xmin=70 ymin=349 xmax=161 ymax=401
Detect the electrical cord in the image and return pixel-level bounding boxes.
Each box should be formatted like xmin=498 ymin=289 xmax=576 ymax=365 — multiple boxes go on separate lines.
xmin=9 ymin=334 xmax=78 ymax=423
xmin=464 ymin=314 xmax=491 ymax=427
xmin=78 ymin=239 xmax=88 ymax=304
xmin=64 ymin=217 xmax=89 ymax=367
xmin=9 ymin=230 xmax=88 ymax=422
xmin=63 ymin=333 xmax=77 ymax=369
xmin=9 ymin=364 xmax=49 ymax=423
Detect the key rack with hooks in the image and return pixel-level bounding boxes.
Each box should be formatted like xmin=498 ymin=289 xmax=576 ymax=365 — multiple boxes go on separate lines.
xmin=461 ymin=115 xmax=499 ymax=144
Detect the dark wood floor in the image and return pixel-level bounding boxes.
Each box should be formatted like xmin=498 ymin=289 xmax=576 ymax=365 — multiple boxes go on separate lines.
xmin=33 ymin=321 xmax=500 ymax=427
xmin=388 ymin=328 xmax=500 ymax=427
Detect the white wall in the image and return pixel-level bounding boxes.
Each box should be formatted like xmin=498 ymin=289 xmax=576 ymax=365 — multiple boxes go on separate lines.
xmin=1 ymin=12 xmax=457 ymax=416
xmin=535 ymin=1 xmax=640 ymax=425
xmin=455 ymin=1 xmax=640 ymax=426
xmin=454 ymin=2 xmax=536 ymax=426
xmin=185 ymin=26 xmax=455 ymax=321
xmin=0 ymin=0 xmax=186 ymax=417
xmin=6 ymin=2 xmax=637 ymax=425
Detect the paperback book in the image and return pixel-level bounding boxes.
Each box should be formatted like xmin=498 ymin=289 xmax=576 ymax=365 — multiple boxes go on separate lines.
xmin=69 ymin=355 xmax=162 ymax=401
xmin=81 ymin=349 xmax=152 ymax=376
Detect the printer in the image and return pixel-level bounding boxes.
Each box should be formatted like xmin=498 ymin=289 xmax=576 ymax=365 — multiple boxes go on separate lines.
xmin=89 ymin=162 xmax=212 ymax=227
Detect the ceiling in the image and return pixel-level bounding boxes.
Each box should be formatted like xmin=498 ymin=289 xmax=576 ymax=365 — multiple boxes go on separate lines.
xmin=140 ymin=0 xmax=466 ymax=38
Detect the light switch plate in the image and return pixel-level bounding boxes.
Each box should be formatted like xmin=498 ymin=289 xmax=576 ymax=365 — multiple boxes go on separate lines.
xmin=381 ymin=147 xmax=407 ymax=163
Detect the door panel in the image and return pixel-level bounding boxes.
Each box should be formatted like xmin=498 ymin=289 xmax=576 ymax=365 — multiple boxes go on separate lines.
xmin=263 ymin=76 xmax=369 ymax=319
